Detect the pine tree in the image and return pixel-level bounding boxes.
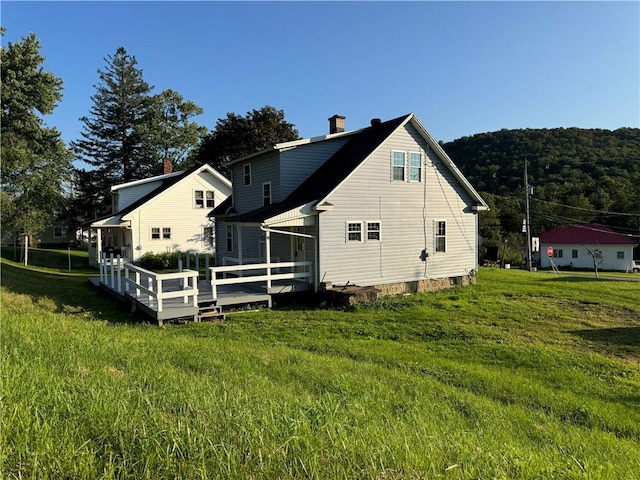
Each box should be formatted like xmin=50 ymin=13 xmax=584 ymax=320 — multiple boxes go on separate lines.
xmin=1 ymin=30 xmax=72 ymax=253
xmin=72 ymin=47 xmax=154 ymax=216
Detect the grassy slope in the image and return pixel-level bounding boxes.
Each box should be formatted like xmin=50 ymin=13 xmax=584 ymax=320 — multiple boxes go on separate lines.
xmin=1 ymin=257 xmax=639 ymax=479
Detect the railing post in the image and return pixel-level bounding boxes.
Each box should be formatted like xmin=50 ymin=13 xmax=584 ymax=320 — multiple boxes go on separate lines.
xmin=211 ymin=270 xmax=217 ymax=301
xmin=116 ymin=255 xmax=122 ymax=292
xmin=148 ymin=276 xmax=154 ymax=308
xmin=265 ymin=229 xmax=272 ymax=292
xmin=192 ymin=273 xmax=198 ymax=307
xmin=99 ymin=252 xmax=104 ymax=283
xmin=157 ymin=276 xmax=163 ymax=313
xmin=124 ymin=265 xmax=130 ymax=293
xmin=110 ymin=253 xmax=115 ymax=288
xmin=135 ymin=271 xmax=140 ymax=298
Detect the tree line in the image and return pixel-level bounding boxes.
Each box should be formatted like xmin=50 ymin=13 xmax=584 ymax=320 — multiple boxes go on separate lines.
xmin=2 ymin=32 xmax=299 ymax=247
xmin=442 ymin=128 xmax=640 ymax=263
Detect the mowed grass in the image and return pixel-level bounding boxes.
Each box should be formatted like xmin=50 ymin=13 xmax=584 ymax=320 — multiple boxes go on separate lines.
xmin=1 ymin=256 xmax=639 ymax=479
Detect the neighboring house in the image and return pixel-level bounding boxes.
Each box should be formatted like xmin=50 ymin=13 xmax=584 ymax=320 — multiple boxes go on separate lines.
xmin=86 ymin=163 xmax=231 ymax=267
xmin=537 ymin=223 xmax=638 ymax=271
xmin=210 ymin=113 xmax=489 ymax=295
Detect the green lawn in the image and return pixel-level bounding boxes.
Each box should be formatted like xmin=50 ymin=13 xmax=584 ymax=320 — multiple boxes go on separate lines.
xmin=1 ymin=256 xmax=639 ymax=479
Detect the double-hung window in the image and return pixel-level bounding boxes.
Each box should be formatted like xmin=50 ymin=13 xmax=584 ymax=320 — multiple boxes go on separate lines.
xmin=151 ymin=228 xmax=161 ymax=240
xmin=263 ymin=182 xmax=271 ymax=206
xmin=243 ymin=164 xmax=251 ymax=186
xmin=366 ymin=221 xmax=381 ymax=241
xmin=392 ymin=151 xmax=406 ymax=181
xmin=206 ymin=191 xmax=215 ymax=208
xmin=53 ymin=226 xmax=63 ymax=238
xmin=204 ymin=227 xmax=214 ymax=247
xmin=162 ymin=228 xmax=171 ymax=240
xmin=195 ymin=190 xmax=204 ymax=208
xmin=435 ymin=221 xmax=446 ymax=252
xmin=347 ymin=222 xmax=363 ymax=242
xmin=409 ymin=152 xmax=422 ymax=182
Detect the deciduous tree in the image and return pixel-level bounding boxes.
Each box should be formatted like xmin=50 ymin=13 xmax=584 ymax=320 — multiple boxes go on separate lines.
xmin=1 ymin=30 xmax=72 ymax=257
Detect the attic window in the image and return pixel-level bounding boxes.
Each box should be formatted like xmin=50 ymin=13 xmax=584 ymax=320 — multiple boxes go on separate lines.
xmin=409 ymin=152 xmax=422 ymax=182
xmin=195 ymin=190 xmax=204 ymax=208
xmin=392 ymin=151 xmax=405 ymax=181
xmin=206 ymin=191 xmax=215 ymax=208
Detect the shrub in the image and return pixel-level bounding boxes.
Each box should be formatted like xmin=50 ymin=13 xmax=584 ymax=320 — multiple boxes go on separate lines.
xmin=135 ymin=252 xmax=179 ymax=271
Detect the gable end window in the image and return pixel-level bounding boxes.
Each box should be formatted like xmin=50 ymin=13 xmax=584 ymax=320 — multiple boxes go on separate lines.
xmin=392 ymin=151 xmax=406 ymax=181
xmin=206 ymin=191 xmax=215 ymax=208
xmin=195 ymin=190 xmax=204 ymax=208
xmin=243 ymin=164 xmax=251 ymax=186
xmin=435 ymin=221 xmax=446 ymax=252
xmin=409 ymin=152 xmax=422 ymax=182
xmin=346 ymin=222 xmax=363 ymax=242
xmin=263 ymin=182 xmax=272 ymax=206
xmin=366 ymin=221 xmax=381 ymax=241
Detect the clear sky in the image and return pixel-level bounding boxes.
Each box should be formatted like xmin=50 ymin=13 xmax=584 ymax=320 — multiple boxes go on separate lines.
xmin=2 ymin=1 xmax=639 ymax=148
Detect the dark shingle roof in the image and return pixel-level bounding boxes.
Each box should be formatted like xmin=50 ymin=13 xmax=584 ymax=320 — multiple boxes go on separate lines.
xmin=213 ymin=114 xmax=411 ymax=223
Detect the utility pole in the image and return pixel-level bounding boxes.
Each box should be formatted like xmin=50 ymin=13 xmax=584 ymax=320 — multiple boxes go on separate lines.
xmin=524 ymin=158 xmax=533 ymax=271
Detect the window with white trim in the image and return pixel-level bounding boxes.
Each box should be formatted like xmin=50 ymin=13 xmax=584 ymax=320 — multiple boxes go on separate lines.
xmin=435 ymin=221 xmax=446 ymax=252
xmin=263 ymin=182 xmax=271 ymax=206
xmin=151 ymin=228 xmax=161 ymax=240
xmin=392 ymin=151 xmax=405 ymax=181
xmin=572 ymin=249 xmax=579 ymax=259
xmin=347 ymin=222 xmax=363 ymax=242
xmin=206 ymin=191 xmax=215 ymax=208
xmin=226 ymin=225 xmax=233 ymax=252
xmin=409 ymin=152 xmax=422 ymax=182
xmin=53 ymin=226 xmax=63 ymax=238
xmin=195 ymin=190 xmax=204 ymax=208
xmin=243 ymin=164 xmax=251 ymax=186
xmin=366 ymin=221 xmax=381 ymax=241
xmin=162 ymin=228 xmax=171 ymax=239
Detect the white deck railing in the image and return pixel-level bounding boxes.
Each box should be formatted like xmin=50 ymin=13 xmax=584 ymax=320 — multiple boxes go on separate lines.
xmin=210 ymin=260 xmax=312 ymax=300
xmin=123 ymin=263 xmax=199 ymax=313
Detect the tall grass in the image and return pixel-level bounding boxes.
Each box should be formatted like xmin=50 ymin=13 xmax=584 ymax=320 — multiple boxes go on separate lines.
xmin=1 ymin=259 xmax=639 ymax=479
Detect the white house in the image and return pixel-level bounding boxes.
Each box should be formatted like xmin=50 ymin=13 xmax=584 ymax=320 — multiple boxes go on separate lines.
xmin=87 ymin=163 xmax=231 ymax=267
xmin=210 ymin=113 xmax=489 ymax=296
xmin=538 ymin=223 xmax=638 ymax=271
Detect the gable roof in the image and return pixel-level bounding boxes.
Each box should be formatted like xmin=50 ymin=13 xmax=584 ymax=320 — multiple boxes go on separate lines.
xmin=89 ymin=163 xmax=231 ymax=227
xmin=211 ymin=113 xmax=488 ymax=224
xmin=539 ymin=224 xmax=637 ymax=246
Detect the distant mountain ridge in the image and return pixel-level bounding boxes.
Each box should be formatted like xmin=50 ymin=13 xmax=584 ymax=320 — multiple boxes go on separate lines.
xmin=442 ymin=127 xmax=640 ymax=235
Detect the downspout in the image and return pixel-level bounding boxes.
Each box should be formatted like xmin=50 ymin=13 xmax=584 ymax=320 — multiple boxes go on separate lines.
xmin=260 ymin=224 xmax=319 ymax=292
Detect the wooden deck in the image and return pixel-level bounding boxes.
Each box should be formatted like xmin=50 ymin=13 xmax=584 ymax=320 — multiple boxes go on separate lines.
xmin=90 ymin=276 xmax=313 ymax=324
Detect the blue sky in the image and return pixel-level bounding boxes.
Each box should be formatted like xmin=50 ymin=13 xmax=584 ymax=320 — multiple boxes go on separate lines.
xmin=2 ymin=1 xmax=639 ymax=148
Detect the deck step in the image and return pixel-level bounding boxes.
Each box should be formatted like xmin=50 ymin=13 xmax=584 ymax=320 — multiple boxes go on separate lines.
xmin=198 ymin=304 xmax=225 ymax=322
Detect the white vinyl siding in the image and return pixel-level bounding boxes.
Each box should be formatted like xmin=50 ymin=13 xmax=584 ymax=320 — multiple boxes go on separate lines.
xmin=318 ymin=122 xmax=478 ymax=286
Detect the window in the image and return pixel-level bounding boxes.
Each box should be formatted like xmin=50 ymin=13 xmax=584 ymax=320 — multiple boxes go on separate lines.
xmin=409 ymin=152 xmax=422 ymax=182
xmin=347 ymin=222 xmax=362 ymax=242
xmin=553 ymin=249 xmax=563 ymax=258
xmin=151 ymin=228 xmax=160 ymax=239
xmin=263 ymin=182 xmax=271 ymax=206
xmin=617 ymin=251 xmax=625 ymax=259
xmin=226 ymin=225 xmax=233 ymax=252
xmin=195 ymin=190 xmax=204 ymax=208
xmin=367 ymin=221 xmax=381 ymax=241
xmin=53 ymin=226 xmax=63 ymax=238
xmin=435 ymin=221 xmax=446 ymax=252
xmin=204 ymin=227 xmax=214 ymax=247
xmin=162 ymin=228 xmax=171 ymax=239
xmin=572 ymin=249 xmax=578 ymax=259
xmin=243 ymin=164 xmax=251 ymax=186
xmin=206 ymin=191 xmax=215 ymax=208
xmin=392 ymin=151 xmax=405 ymax=181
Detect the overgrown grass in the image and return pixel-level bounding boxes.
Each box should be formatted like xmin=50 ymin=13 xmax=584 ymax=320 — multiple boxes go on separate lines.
xmin=1 ymin=259 xmax=639 ymax=479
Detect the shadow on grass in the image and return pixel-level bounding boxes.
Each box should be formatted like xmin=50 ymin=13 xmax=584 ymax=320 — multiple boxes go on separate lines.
xmin=570 ymin=327 xmax=640 ymax=348
xmin=1 ymin=261 xmax=141 ymax=325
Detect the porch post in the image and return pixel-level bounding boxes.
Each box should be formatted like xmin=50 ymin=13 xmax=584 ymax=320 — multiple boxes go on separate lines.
xmin=110 ymin=253 xmax=115 ymax=288
xmin=237 ymin=226 xmax=243 ymax=277
xmin=96 ymin=228 xmax=102 ymax=269
xmin=265 ymin=228 xmax=271 ymax=291
xmin=117 ymin=255 xmax=122 ymax=292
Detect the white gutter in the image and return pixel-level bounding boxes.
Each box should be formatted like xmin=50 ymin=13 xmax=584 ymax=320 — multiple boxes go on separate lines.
xmin=260 ymin=224 xmax=319 ymax=292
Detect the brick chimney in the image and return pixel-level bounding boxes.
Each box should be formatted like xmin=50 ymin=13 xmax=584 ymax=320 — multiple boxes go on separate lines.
xmin=163 ymin=158 xmax=172 ymax=174
xmin=328 ymin=114 xmax=345 ymax=134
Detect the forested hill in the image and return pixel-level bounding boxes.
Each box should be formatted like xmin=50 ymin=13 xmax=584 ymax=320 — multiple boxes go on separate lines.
xmin=442 ymin=127 xmax=640 ymax=239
